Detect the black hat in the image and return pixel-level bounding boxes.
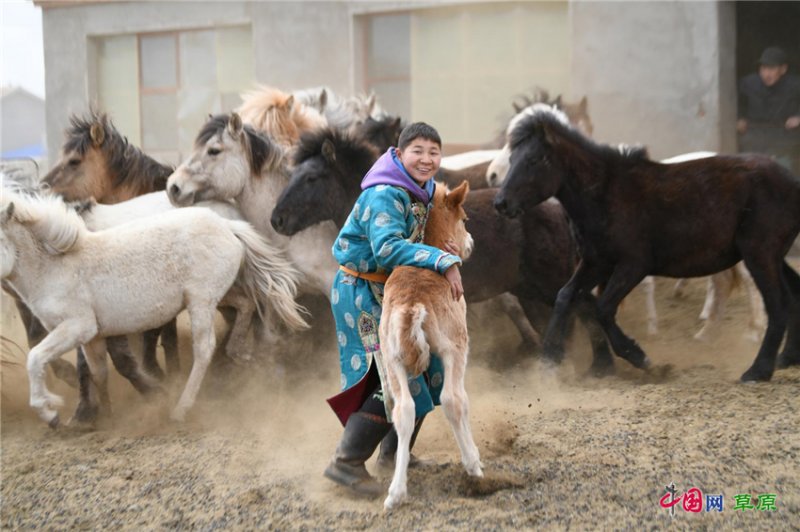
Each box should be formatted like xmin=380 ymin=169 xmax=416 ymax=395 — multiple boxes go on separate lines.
xmin=758 ymin=47 xmax=788 ymax=66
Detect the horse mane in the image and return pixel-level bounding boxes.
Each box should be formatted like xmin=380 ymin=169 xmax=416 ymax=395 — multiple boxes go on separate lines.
xmin=237 ymin=85 xmax=327 ymax=145
xmin=196 ymin=114 xmax=287 ymax=177
xmin=293 ymin=127 xmax=379 ymax=172
xmin=354 ymin=115 xmax=404 ymax=153
xmin=509 ymin=107 xmax=649 ymax=167
xmin=2 ymin=189 xmax=85 ymax=254
xmin=63 ymin=110 xmax=173 ymax=191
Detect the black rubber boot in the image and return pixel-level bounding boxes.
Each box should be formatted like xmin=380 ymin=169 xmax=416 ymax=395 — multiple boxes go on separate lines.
xmin=324 ymin=412 xmax=392 ymax=497
xmin=376 ymin=416 xmax=429 ymax=472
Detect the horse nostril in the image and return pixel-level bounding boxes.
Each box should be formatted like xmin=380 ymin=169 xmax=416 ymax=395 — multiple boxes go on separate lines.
xmin=488 ymin=172 xmax=497 ymax=186
xmin=169 ymin=184 xmax=180 ymax=199
xmin=494 ymin=198 xmax=507 ymax=214
xmin=271 ymin=214 xmax=284 ymax=232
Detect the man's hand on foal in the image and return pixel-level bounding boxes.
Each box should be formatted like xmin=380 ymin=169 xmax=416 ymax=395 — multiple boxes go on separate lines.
xmin=444 ymin=265 xmax=464 ymax=301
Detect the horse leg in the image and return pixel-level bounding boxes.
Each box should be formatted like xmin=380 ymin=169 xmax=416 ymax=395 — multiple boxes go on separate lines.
xmin=106 ymin=336 xmax=163 ymax=395
xmin=593 ymin=265 xmax=651 ymax=369
xmin=26 ymin=319 xmax=97 ymax=427
xmin=739 ymin=262 xmax=766 ymax=342
xmin=141 ymin=327 xmax=166 ymax=381
xmin=384 ymin=354 xmax=415 ymax=511
xmin=776 ymin=261 xmax=800 ymax=369
xmin=640 ymin=276 xmax=658 ymax=336
xmin=739 ymin=256 xmax=789 ymax=382
xmin=9 ymin=292 xmax=78 ymax=388
xmin=671 ymin=278 xmax=687 ymax=299
xmin=542 ymin=263 xmax=602 ymax=364
xmin=81 ymin=338 xmax=111 ymax=418
xmin=497 ymin=293 xmax=542 ymax=352
xmin=694 ymin=272 xmax=731 ymax=341
xmin=438 ymin=342 xmax=483 ymax=478
xmin=71 ymin=347 xmax=101 ymax=425
xmin=171 ymin=305 xmax=216 ymax=422
xmin=573 ymin=292 xmax=616 ymax=377
xmin=161 ymin=318 xmax=180 ymax=377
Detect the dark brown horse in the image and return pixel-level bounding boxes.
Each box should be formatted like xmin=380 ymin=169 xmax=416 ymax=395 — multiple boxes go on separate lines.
xmin=270 ymin=128 xmax=648 ymax=375
xmin=494 ymin=107 xmax=800 ymax=382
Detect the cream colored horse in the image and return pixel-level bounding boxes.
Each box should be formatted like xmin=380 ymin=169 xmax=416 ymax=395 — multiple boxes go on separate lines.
xmin=0 ymin=190 xmax=307 ymax=426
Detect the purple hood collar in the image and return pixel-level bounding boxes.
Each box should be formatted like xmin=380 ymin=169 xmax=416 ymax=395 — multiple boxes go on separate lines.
xmin=361 ymin=148 xmax=435 ymax=204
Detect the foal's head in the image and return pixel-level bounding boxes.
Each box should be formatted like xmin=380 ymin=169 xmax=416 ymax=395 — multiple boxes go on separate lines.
xmin=167 ymin=113 xmax=285 ymax=207
xmin=271 ymin=128 xmax=378 ymax=235
xmin=238 ymin=85 xmax=326 ymax=146
xmin=427 ymin=181 xmax=473 ymax=261
xmin=41 ymin=111 xmax=170 ymax=203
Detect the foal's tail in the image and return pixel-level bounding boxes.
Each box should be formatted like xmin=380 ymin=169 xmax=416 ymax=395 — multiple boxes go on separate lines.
xmin=393 ymin=303 xmax=431 ymax=377
xmin=228 ymin=220 xmax=309 ymax=331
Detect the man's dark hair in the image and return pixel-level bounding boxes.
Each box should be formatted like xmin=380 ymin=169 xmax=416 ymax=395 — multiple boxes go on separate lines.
xmin=398 ymin=122 xmax=442 ymax=150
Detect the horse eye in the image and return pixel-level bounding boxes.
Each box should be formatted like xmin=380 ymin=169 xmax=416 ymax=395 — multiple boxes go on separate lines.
xmin=68 ymin=158 xmax=81 ymax=167
xmin=207 ymin=147 xmax=221 ymax=157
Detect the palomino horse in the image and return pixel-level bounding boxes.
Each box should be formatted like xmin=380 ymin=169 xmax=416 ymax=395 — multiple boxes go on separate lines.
xmin=237 ymin=85 xmax=327 ymax=147
xmin=381 ymin=181 xmax=482 ymax=510
xmin=271 ymin=128 xmax=645 ymax=375
xmin=0 ymin=189 xmax=308 ymax=426
xmin=494 ymin=106 xmax=800 ymax=382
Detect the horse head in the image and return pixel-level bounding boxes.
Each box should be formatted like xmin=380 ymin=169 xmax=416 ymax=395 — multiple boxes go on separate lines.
xmin=355 ymin=115 xmax=404 ymax=154
xmin=494 ymin=109 xmax=569 ymax=218
xmin=41 ymin=112 xmax=114 ymax=202
xmin=168 ymin=113 xmax=283 ymax=207
xmin=428 ymin=181 xmax=473 ymax=261
xmin=271 ymin=128 xmax=377 ymax=235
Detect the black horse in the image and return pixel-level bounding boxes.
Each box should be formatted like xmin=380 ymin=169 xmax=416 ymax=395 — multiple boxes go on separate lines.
xmin=271 ymin=127 xmax=647 ymax=375
xmin=494 ymin=106 xmax=800 ymax=382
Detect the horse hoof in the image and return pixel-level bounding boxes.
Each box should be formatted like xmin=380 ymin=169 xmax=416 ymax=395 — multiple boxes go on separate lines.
xmin=740 ymin=368 xmax=773 ymax=383
xmin=639 ymin=356 xmax=652 ymax=370
xmin=776 ymin=352 xmax=800 ymax=369
xmin=48 ymin=414 xmax=60 ymax=429
xmin=384 ymin=492 xmax=406 ymax=511
xmin=170 ymin=408 xmax=187 ymax=423
xmin=588 ymin=360 xmax=615 ymax=378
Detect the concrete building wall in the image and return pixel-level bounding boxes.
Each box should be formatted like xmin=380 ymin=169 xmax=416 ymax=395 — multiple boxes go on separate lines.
xmin=1 ymin=90 xmax=46 ymax=154
xmin=569 ymin=1 xmax=736 ymax=159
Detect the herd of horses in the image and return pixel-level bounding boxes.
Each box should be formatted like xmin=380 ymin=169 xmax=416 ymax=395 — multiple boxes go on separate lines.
xmin=3 ymin=83 xmax=800 ymax=507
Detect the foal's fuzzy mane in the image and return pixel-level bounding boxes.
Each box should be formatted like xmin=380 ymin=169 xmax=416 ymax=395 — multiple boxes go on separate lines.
xmin=197 ymin=114 xmax=287 ymax=177
xmin=293 ymin=127 xmax=379 ymax=172
xmin=1 ymin=190 xmax=85 ymax=254
xmin=509 ymin=107 xmax=649 ymax=164
xmin=63 ymin=110 xmax=173 ymax=191
xmin=237 ymin=85 xmax=327 ymax=145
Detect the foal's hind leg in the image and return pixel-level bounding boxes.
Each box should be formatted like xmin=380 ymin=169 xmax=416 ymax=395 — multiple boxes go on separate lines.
xmin=439 ymin=343 xmax=483 ymax=478
xmin=777 ymin=262 xmax=800 ymax=369
xmin=385 ymin=354 xmax=416 ymax=511
xmin=171 ymin=305 xmax=216 ymax=422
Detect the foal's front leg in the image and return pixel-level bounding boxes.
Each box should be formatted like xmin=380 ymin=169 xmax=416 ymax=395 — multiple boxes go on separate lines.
xmin=27 ymin=319 xmax=98 ymax=427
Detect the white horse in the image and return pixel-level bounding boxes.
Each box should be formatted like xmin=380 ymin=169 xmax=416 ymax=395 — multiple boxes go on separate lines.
xmin=167 ymin=113 xmax=339 ymax=303
xmin=74 ymin=191 xmax=267 ymax=361
xmin=0 ymin=189 xmax=307 ymax=426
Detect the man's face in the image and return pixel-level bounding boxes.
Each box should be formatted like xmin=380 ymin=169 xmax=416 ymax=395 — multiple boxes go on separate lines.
xmin=396 ymin=138 xmax=441 ymax=184
xmin=759 ymin=64 xmax=788 ymax=87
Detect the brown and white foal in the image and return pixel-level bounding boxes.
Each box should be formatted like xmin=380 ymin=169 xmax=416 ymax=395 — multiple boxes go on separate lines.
xmin=379 ymin=181 xmax=483 ymax=510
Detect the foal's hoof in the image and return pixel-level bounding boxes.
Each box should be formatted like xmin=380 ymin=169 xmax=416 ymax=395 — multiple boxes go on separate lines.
xmin=776 ymin=351 xmax=800 ymax=369
xmin=383 ymin=490 xmax=407 ymax=511
xmin=588 ymin=359 xmax=615 ymax=378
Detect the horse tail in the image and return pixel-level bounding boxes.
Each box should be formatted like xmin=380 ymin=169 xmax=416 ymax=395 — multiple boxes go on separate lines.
xmin=397 ymin=303 xmax=430 ymax=377
xmin=227 ymin=220 xmax=309 ymax=331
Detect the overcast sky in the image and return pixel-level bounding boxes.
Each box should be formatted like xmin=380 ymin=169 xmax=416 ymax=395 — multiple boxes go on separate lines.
xmin=1 ymin=0 xmax=45 ymax=99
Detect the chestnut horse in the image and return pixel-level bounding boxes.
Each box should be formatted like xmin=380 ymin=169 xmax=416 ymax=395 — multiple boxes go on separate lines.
xmin=494 ymin=106 xmax=800 ymax=382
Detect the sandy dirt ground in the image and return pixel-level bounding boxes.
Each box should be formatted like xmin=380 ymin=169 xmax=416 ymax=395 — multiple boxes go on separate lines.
xmin=2 ymin=267 xmax=800 ymax=530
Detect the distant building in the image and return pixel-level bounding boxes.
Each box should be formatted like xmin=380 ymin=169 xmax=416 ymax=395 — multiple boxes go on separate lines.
xmin=1 ymin=86 xmax=47 ymax=160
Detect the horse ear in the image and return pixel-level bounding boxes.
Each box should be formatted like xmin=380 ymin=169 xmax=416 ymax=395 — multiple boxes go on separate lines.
xmin=365 ymin=92 xmax=377 ymax=114
xmin=89 ymin=122 xmax=105 ymax=147
xmin=321 ymin=138 xmax=336 ymax=162
xmin=578 ymin=96 xmax=588 ymax=113
xmin=512 ymin=101 xmax=523 ymax=113
xmin=445 ymin=180 xmax=470 ymax=208
xmin=553 ymin=95 xmax=563 ymax=108
xmin=285 ymin=95 xmax=295 ymax=110
xmin=1 ymin=202 xmax=15 ymax=224
xmin=228 ymin=112 xmax=244 ymax=138
xmin=319 ymin=89 xmax=328 ymax=112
